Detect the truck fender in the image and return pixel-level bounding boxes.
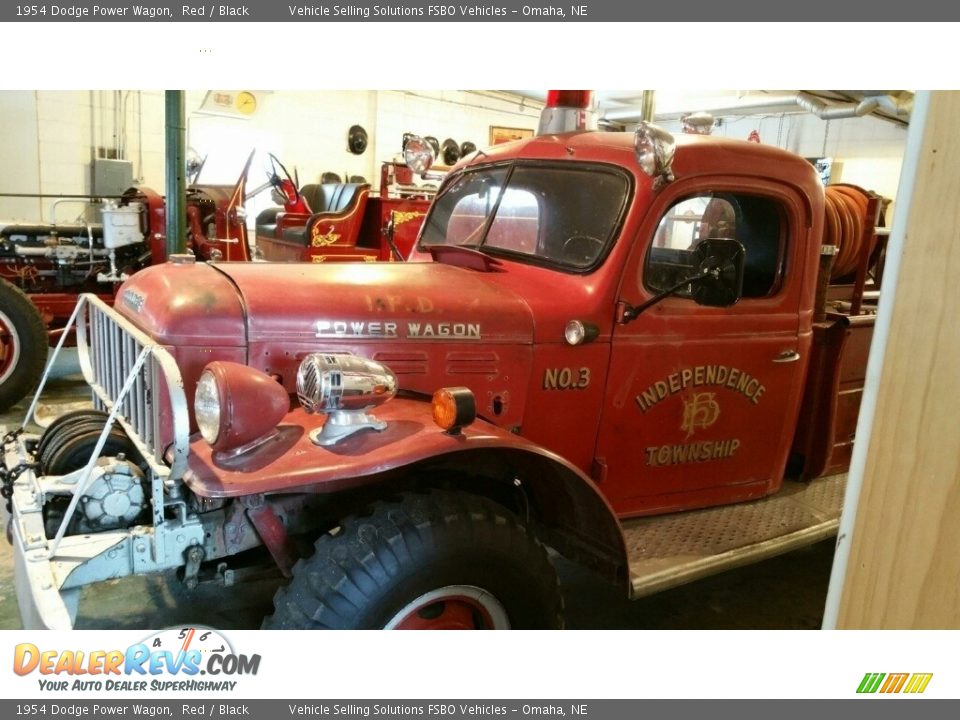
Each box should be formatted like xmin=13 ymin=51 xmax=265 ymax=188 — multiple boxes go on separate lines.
xmin=184 ymin=399 xmax=630 ymax=591
xmin=399 ymin=444 xmax=630 ymax=591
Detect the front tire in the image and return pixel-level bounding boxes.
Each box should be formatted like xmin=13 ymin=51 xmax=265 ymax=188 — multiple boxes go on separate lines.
xmin=0 ymin=279 xmax=48 ymax=412
xmin=264 ymin=490 xmax=563 ymax=629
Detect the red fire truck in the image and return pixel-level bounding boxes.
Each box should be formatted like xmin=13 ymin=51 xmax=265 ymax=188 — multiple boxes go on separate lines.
xmin=253 ymin=149 xmax=437 ymax=263
xmin=4 ymin=92 xmax=885 ymax=629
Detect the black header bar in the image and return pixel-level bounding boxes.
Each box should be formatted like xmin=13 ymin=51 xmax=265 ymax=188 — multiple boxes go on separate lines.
xmin=2 ymin=1 xmax=958 ymax=22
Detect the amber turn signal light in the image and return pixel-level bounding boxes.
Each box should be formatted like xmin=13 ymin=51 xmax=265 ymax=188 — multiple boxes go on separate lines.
xmin=432 ymin=387 xmax=476 ymax=435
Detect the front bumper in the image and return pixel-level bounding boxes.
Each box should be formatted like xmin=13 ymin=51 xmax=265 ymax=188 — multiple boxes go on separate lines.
xmin=5 ymin=427 xmax=81 ymax=629
xmin=4 ymin=426 xmax=203 ymax=630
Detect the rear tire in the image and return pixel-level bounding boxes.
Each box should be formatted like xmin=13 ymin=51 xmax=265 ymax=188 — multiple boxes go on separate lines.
xmin=0 ymin=279 xmax=48 ymax=412
xmin=264 ymin=490 xmax=564 ymax=630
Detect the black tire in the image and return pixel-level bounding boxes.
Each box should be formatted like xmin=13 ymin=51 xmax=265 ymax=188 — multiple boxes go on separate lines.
xmin=0 ymin=279 xmax=48 ymax=412
xmin=264 ymin=491 xmax=564 ymax=630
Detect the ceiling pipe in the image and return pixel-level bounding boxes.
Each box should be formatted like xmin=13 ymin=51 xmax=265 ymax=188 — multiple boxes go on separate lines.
xmin=602 ymin=91 xmax=912 ymax=124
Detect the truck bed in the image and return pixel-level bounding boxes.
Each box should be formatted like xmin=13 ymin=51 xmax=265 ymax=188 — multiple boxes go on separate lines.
xmin=624 ymin=474 xmax=846 ymax=598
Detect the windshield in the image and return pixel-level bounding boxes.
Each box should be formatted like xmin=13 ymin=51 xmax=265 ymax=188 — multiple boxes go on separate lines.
xmin=419 ymin=162 xmax=630 ymax=270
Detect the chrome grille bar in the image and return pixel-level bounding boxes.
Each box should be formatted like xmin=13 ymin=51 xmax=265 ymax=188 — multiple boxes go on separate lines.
xmin=74 ymin=294 xmax=189 ymax=482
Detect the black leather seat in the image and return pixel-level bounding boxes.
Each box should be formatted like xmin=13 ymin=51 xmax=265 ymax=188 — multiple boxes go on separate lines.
xmin=257 ymin=183 xmax=369 ymax=243
xmin=255 ymin=207 xmax=282 ymax=238
xmin=280 ymin=183 xmax=368 ymax=244
xmin=300 ymin=183 xmax=366 ymax=214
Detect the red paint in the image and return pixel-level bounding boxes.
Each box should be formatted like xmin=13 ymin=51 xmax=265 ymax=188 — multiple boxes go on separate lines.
xmin=202 ymin=361 xmax=289 ymax=454
xmin=392 ymin=596 xmax=494 ymax=630
xmin=120 ymin=129 xmax=866 ymax=528
xmin=245 ymin=502 xmax=295 ymax=577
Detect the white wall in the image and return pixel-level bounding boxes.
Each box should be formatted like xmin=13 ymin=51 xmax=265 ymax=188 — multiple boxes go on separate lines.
xmin=0 ymin=90 xmax=906 ymax=225
xmin=657 ymin=112 xmax=908 ymax=219
xmin=0 ymin=90 xmax=542 ymax=223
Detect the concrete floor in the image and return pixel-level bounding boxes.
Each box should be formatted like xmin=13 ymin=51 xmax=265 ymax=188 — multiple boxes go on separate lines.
xmin=1 ymin=355 xmax=835 ymax=630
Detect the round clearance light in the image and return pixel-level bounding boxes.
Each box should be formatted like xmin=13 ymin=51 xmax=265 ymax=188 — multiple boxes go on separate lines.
xmin=403 ymin=136 xmax=435 ymax=174
xmin=432 ymin=387 xmax=477 ymax=435
xmin=564 ymin=320 xmax=599 ymax=346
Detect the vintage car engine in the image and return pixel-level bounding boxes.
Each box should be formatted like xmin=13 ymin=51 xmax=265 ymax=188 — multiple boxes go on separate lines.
xmin=0 ymin=202 xmax=149 ymax=293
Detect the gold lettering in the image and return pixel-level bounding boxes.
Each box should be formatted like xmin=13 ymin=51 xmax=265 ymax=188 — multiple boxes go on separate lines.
xmin=745 ymin=378 xmax=759 ymax=397
xmin=644 ymin=438 xmax=741 ymax=467
xmin=694 ymin=366 xmax=705 ymax=386
xmin=736 ymin=372 xmax=751 ymax=395
xmin=716 ymin=365 xmax=729 ymax=384
xmin=681 ymin=368 xmax=693 ymax=388
xmin=544 ymin=368 xmax=559 ymax=390
xmin=655 ymin=381 xmax=669 ymax=400
xmin=752 ymin=385 xmax=766 ymax=405
xmin=669 ymin=373 xmax=681 ymax=394
xmin=642 ymin=387 xmax=658 ymax=409
xmin=705 ymin=365 xmax=717 ymax=384
xmin=726 ymin=367 xmax=740 ymax=388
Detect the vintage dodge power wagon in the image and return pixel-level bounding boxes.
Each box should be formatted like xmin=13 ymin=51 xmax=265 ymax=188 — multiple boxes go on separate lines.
xmin=4 ymin=109 xmax=883 ymax=629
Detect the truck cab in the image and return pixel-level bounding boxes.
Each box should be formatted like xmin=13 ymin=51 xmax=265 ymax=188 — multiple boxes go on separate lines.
xmin=5 ymin=119 xmax=871 ymax=631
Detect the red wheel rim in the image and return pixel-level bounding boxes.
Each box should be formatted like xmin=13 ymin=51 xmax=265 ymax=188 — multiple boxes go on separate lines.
xmin=0 ymin=309 xmax=21 ymax=385
xmin=384 ymin=585 xmax=510 ymax=630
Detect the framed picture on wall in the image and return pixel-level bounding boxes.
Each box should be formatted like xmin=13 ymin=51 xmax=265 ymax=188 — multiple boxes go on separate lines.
xmin=489 ymin=126 xmax=534 ymax=145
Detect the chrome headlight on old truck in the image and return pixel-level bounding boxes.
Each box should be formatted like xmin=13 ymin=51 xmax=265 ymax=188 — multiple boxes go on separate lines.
xmin=296 ymin=353 xmax=397 ymax=446
xmin=195 ymin=362 xmax=290 ymax=457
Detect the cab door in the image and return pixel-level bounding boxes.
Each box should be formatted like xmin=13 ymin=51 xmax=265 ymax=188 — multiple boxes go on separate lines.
xmin=595 ymin=176 xmax=814 ymax=518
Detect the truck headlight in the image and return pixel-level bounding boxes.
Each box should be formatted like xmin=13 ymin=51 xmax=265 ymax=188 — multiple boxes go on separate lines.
xmin=402 ymin=136 xmax=435 ymax=175
xmin=296 ymin=353 xmax=397 ymax=446
xmin=195 ymin=371 xmax=222 ymax=444
xmin=634 ymin=121 xmax=676 ymax=186
xmin=195 ymin=362 xmax=290 ymax=456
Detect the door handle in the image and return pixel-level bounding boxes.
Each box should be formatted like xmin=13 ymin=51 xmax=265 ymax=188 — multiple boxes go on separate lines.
xmin=773 ymin=350 xmax=800 ymax=363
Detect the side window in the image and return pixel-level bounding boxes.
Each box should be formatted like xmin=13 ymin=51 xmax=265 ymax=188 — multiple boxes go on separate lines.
xmin=644 ymin=192 xmax=786 ymax=298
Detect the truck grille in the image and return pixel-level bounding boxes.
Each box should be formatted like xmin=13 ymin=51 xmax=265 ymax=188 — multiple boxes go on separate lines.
xmin=75 ymin=295 xmax=189 ymax=480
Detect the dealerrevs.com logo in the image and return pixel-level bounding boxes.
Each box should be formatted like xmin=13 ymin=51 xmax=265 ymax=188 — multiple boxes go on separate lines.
xmin=13 ymin=627 xmax=261 ymax=692
xmin=857 ymin=673 xmax=933 ymax=694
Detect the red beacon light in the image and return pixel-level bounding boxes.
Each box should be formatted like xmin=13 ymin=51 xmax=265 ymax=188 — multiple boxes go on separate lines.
xmin=537 ymin=90 xmax=597 ymax=135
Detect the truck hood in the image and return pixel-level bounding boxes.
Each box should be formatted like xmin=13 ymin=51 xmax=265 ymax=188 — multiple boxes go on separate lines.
xmin=116 ymin=261 xmax=246 ymax=346
xmin=211 ymin=261 xmax=534 ymax=346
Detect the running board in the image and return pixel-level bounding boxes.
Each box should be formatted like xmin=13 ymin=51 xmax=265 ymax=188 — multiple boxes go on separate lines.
xmin=625 ymin=474 xmax=846 ymax=598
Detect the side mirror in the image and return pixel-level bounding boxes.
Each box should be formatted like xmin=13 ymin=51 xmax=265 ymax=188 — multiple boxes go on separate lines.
xmin=690 ymin=238 xmax=744 ymax=307
xmin=619 ymin=237 xmax=745 ymax=323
